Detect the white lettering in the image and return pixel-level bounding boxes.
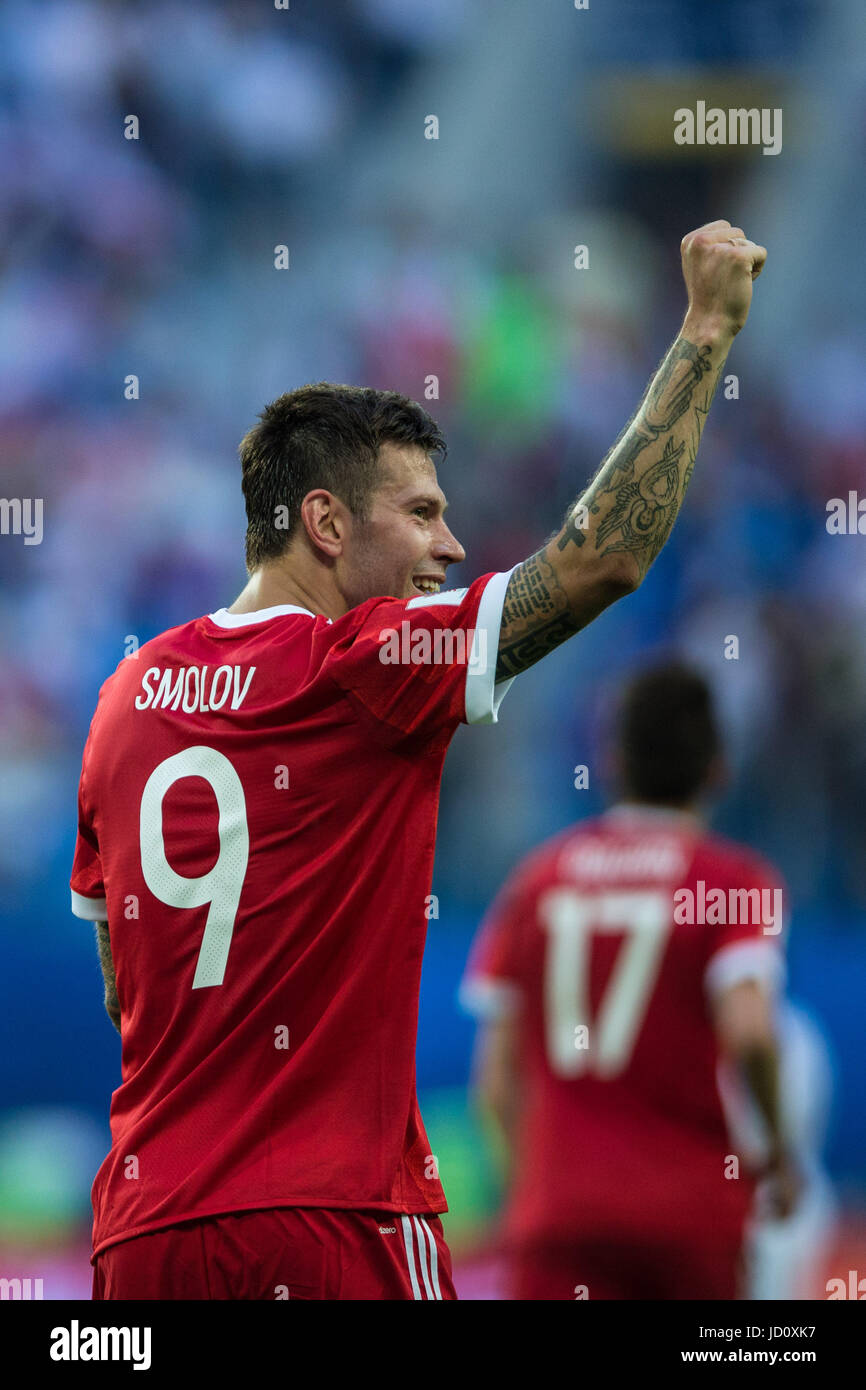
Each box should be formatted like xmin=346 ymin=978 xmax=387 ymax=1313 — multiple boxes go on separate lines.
xmin=134 ymin=667 xmax=160 ymax=710
xmin=137 ymin=665 xmax=255 ymax=714
xmin=182 ymin=667 xmax=200 ymax=712
xmin=231 ymin=665 xmax=256 ymax=709
xmin=209 ymin=666 xmax=233 ymax=710
xmin=49 ymin=1320 xmax=152 ymax=1370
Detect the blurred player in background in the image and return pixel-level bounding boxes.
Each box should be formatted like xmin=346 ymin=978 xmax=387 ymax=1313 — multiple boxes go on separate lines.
xmin=719 ymin=998 xmax=837 ymax=1299
xmin=462 ymin=664 xmax=798 ymax=1300
xmin=70 ymin=224 xmax=766 ymax=1299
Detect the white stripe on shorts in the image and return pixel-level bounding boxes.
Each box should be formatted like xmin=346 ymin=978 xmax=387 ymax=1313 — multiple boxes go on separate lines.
xmin=419 ymin=1217 xmax=442 ymax=1299
xmin=412 ymin=1216 xmax=434 ymax=1300
xmin=400 ymin=1215 xmax=423 ymax=1300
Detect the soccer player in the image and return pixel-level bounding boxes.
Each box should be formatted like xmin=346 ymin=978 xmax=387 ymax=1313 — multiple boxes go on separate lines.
xmin=719 ymin=998 xmax=836 ymax=1300
xmin=460 ymin=664 xmax=795 ymax=1300
xmin=70 ymin=222 xmax=766 ymax=1299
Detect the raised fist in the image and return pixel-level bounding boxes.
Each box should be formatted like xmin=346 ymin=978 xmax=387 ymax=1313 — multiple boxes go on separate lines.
xmin=681 ymin=219 xmax=767 ymax=338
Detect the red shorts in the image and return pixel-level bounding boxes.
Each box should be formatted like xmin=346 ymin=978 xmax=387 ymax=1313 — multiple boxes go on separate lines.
xmin=509 ymin=1229 xmax=746 ymax=1300
xmin=92 ymin=1207 xmax=456 ymax=1301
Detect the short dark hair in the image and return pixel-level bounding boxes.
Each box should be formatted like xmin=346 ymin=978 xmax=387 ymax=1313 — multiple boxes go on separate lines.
xmin=618 ymin=663 xmax=720 ymax=805
xmin=239 ymin=382 xmax=447 ymax=571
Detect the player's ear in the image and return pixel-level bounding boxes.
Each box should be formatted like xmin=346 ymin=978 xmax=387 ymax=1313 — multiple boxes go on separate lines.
xmin=300 ymin=490 xmax=344 ymax=559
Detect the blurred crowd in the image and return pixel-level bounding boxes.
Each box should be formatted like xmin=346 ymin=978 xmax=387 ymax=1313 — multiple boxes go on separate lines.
xmin=1 ymin=0 xmax=865 ymax=931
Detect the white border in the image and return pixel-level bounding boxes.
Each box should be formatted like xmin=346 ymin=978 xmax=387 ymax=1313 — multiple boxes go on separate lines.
xmin=71 ymin=889 xmax=108 ymax=920
xmin=208 ymin=603 xmax=317 ymax=628
xmin=406 ymin=587 xmax=468 ymax=609
xmin=704 ymin=938 xmax=786 ymax=999
xmin=464 ymin=568 xmax=516 ymax=725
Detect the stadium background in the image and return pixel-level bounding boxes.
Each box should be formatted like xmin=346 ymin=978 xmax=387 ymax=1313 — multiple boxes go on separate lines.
xmin=1 ymin=0 xmax=865 ymax=1297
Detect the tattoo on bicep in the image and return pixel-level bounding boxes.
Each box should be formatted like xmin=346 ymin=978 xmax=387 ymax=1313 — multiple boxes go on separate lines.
xmin=496 ymin=551 xmax=581 ymax=680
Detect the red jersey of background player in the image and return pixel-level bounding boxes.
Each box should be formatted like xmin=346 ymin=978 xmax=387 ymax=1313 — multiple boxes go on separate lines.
xmin=460 ymin=803 xmax=786 ymax=1251
xmin=70 ymin=571 xmax=513 ymax=1261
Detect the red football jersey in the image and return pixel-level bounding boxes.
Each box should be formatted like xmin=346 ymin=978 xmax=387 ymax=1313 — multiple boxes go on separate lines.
xmin=461 ymin=804 xmax=787 ymax=1248
xmin=71 ymin=571 xmax=514 ymax=1260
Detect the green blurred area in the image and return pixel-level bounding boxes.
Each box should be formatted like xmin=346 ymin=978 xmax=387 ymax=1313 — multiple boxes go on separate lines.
xmin=418 ymin=1084 xmax=506 ymax=1254
xmin=461 ymin=275 xmax=560 ymax=444
xmin=0 ymin=1109 xmax=99 ymax=1244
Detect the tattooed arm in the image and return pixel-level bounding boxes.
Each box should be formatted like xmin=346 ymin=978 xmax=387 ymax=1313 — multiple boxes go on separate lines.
xmin=95 ymin=921 xmax=121 ymax=1034
xmin=495 ymin=330 xmax=726 ymax=677
xmin=496 ymin=220 xmax=767 ymax=681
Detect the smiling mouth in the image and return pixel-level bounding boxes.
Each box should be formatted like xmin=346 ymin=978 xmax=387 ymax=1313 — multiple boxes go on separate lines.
xmin=412 ymin=576 xmax=445 ymax=596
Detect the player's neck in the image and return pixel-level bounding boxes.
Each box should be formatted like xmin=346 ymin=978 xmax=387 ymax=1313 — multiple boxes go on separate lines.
xmin=228 ymin=562 xmax=341 ymax=621
xmin=609 ymin=798 xmax=704 ymax=828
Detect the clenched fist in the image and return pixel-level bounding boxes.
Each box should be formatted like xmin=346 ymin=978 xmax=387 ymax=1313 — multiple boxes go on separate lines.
xmin=681 ymin=219 xmax=767 ymax=340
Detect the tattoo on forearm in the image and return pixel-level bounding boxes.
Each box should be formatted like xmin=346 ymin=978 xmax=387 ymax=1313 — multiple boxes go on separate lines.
xmin=496 ymin=550 xmax=581 ymax=680
xmin=557 ymin=337 xmax=723 ymax=578
xmin=643 ymin=339 xmax=714 ymax=438
xmin=595 ymin=435 xmax=686 ymax=565
xmin=497 ymin=333 xmax=727 ymax=680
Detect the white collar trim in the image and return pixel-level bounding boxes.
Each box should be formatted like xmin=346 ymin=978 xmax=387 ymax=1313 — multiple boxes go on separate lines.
xmin=208 ymin=603 xmax=318 ymax=628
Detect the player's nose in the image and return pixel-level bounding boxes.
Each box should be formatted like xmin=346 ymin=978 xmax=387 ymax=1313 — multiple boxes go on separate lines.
xmin=434 ymin=521 xmax=466 ymax=568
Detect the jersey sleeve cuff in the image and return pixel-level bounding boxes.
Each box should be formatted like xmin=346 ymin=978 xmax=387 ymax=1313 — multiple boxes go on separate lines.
xmin=458 ymin=975 xmax=522 ymax=1020
xmin=71 ymin=889 xmax=108 ymax=920
xmin=464 ymin=568 xmax=517 ymax=725
xmin=704 ymin=939 xmax=786 ymax=999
